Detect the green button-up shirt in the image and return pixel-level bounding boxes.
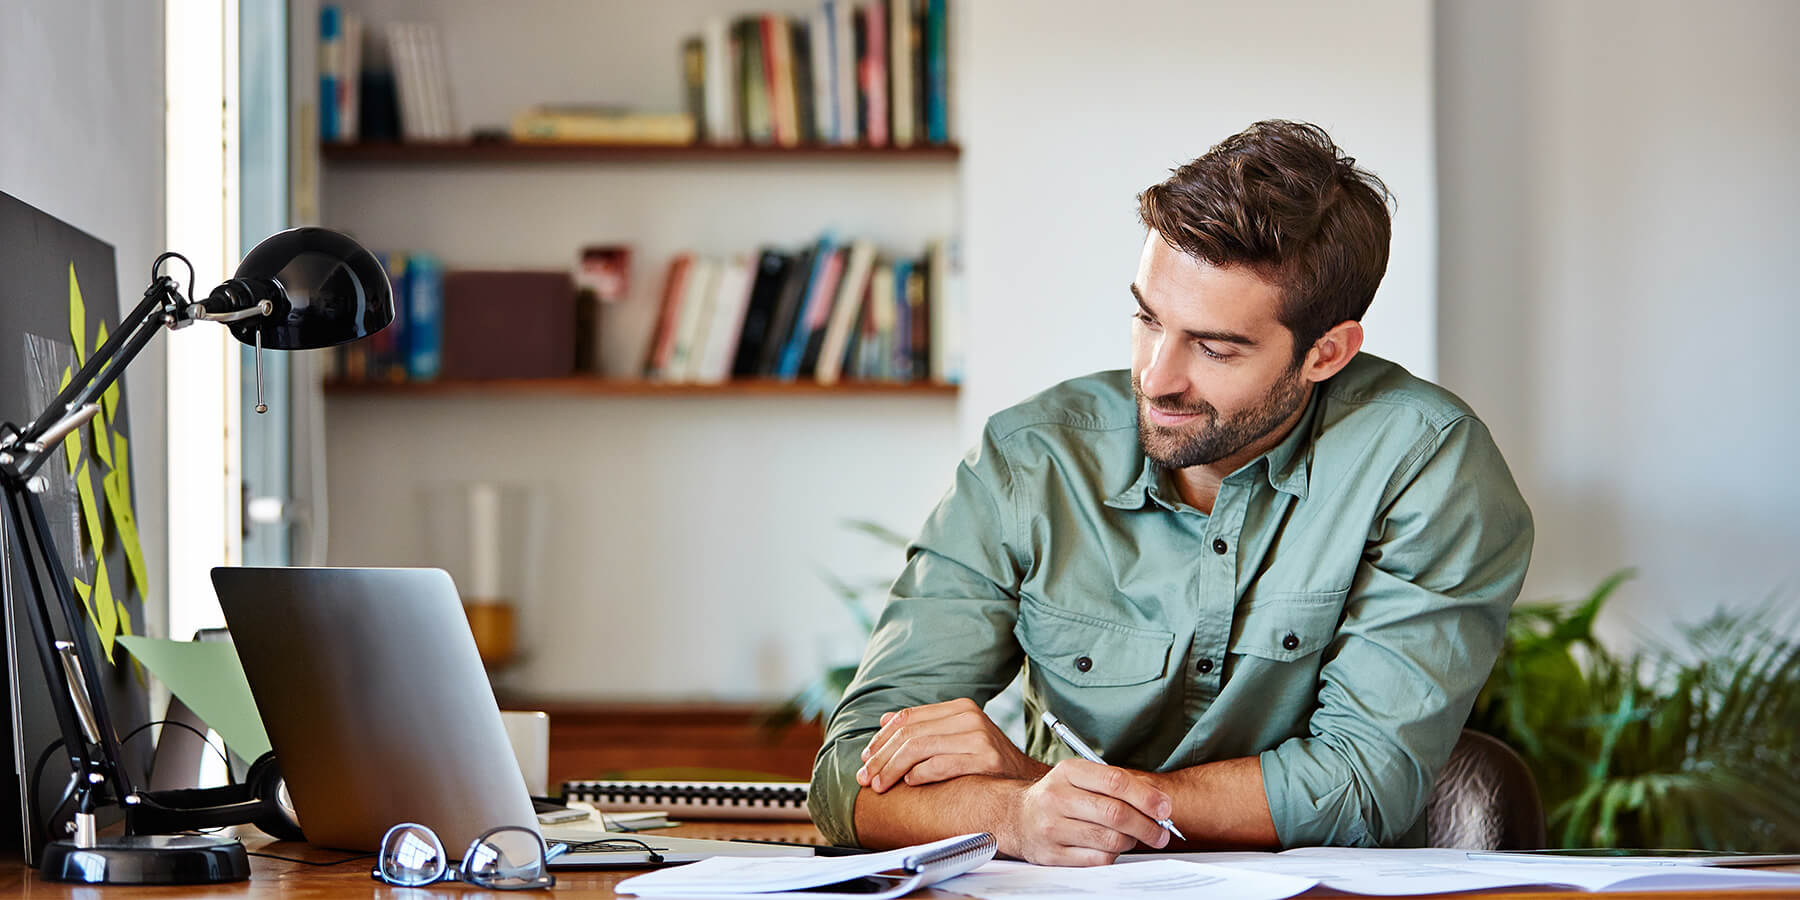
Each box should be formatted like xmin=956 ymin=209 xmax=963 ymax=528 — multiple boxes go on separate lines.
xmin=809 ymin=353 xmax=1533 ymax=848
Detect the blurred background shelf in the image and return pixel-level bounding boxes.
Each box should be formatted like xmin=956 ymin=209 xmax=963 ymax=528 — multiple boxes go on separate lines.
xmin=321 ymin=140 xmax=962 ymax=164
xmin=322 ymin=376 xmax=959 ymax=397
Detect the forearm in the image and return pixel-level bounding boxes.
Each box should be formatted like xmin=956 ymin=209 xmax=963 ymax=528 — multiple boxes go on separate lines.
xmin=1139 ymin=756 xmax=1280 ymax=849
xmin=851 ymin=776 xmax=1026 ymax=854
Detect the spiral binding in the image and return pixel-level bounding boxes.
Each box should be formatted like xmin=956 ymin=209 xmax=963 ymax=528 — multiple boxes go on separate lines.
xmin=903 ymin=831 xmax=996 ymax=876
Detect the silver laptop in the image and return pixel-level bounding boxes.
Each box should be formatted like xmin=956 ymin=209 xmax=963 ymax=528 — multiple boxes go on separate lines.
xmin=212 ymin=566 xmax=812 ymax=865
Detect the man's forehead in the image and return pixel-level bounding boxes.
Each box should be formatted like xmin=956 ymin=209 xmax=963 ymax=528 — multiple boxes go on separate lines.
xmin=1134 ymin=238 xmax=1286 ymax=337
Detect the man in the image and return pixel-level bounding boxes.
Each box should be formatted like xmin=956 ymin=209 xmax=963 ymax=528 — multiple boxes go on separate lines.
xmin=809 ymin=121 xmax=1533 ymax=865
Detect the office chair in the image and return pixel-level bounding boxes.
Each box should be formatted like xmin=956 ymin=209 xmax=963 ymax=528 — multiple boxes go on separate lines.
xmin=1424 ymin=729 xmax=1547 ymax=850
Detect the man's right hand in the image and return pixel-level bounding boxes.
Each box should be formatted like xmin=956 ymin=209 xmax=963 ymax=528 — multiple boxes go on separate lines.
xmin=1003 ymin=759 xmax=1173 ymax=866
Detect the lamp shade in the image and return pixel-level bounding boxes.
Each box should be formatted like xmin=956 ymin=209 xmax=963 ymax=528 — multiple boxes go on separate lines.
xmin=208 ymin=227 xmax=394 ymax=350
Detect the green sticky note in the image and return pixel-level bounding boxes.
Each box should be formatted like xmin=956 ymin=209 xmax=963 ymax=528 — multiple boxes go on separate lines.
xmin=92 ymin=560 xmax=119 ymax=663
xmin=73 ymin=577 xmax=95 ymax=623
xmin=69 ymin=263 xmax=86 ymax=367
xmin=101 ymin=467 xmax=149 ymax=601
xmin=116 ymin=635 xmax=272 ymax=761
xmin=113 ymin=432 xmax=132 ymax=503
xmin=75 ymin=462 xmax=104 ymax=555
xmin=95 ymin=320 xmax=119 ymax=420
xmin=90 ymin=399 xmax=113 ymax=468
xmin=59 ymin=367 xmax=80 ymax=475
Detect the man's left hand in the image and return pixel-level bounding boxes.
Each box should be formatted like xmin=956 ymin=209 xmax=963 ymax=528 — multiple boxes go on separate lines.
xmin=856 ymin=698 xmax=1050 ymax=792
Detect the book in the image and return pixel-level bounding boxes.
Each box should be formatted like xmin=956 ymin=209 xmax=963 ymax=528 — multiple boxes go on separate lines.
xmin=815 ymin=240 xmax=877 ymax=384
xmin=737 ymin=17 xmax=771 ymax=143
xmin=681 ymin=37 xmax=706 ymax=142
xmin=862 ymin=0 xmax=889 ymax=147
xmin=666 ymin=257 xmax=719 ymax=381
xmin=512 ymin=107 xmax=697 ymax=144
xmin=731 ymin=250 xmax=794 ymax=377
xmin=889 ymin=0 xmax=914 ymax=147
xmin=405 ymin=253 xmax=442 ymax=380
xmin=790 ymin=19 xmax=816 ymax=144
xmin=694 ymin=255 xmax=756 ymax=383
xmin=339 ymin=11 xmax=363 ymax=141
xmin=643 ymin=254 xmax=693 ymax=377
xmin=615 ymin=832 xmax=996 ymax=899
xmin=319 ymin=6 xmax=341 ymax=142
xmin=808 ymin=7 xmax=835 ymax=143
xmin=830 ymin=0 xmax=857 ymax=144
xmin=755 ymin=243 xmax=819 ymax=375
xmin=782 ymin=246 xmax=846 ymax=378
xmin=562 ymin=779 xmax=813 ymax=822
xmin=701 ymin=17 xmax=737 ymax=144
xmin=925 ymin=0 xmax=949 ymax=143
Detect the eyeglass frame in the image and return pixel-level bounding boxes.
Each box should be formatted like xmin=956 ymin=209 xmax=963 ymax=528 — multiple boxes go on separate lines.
xmin=371 ymin=822 xmax=557 ymax=890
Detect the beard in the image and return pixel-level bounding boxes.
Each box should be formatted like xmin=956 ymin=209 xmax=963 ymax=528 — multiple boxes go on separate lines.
xmin=1135 ymin=364 xmax=1310 ymax=469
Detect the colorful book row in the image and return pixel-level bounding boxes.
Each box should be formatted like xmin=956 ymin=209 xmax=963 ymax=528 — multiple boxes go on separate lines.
xmin=643 ymin=236 xmax=957 ymax=385
xmin=684 ymin=0 xmax=951 ymax=148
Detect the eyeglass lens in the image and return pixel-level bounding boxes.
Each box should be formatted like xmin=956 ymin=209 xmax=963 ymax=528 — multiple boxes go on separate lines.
xmin=462 ymin=827 xmax=551 ymax=888
xmin=378 ymin=824 xmax=447 ymax=887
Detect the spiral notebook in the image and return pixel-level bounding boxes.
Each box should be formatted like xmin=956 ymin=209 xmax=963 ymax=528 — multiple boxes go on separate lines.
xmin=616 ymin=832 xmax=996 ymax=899
xmin=562 ymin=779 xmax=811 ymax=821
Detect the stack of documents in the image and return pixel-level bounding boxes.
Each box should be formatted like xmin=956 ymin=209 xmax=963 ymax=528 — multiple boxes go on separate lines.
xmin=941 ymin=847 xmax=1800 ymax=899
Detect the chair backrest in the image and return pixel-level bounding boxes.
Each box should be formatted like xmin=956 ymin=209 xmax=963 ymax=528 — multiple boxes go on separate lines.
xmin=1424 ymin=729 xmax=1547 ymax=850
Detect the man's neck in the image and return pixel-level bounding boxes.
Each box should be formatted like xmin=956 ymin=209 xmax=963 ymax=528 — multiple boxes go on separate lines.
xmin=1171 ymin=386 xmax=1313 ymax=515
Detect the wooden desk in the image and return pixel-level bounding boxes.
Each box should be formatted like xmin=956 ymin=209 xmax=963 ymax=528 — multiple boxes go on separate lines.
xmin=3 ymin=825 xmax=1798 ymax=899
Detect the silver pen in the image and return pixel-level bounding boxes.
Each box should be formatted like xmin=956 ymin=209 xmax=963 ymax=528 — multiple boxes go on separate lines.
xmin=1040 ymin=711 xmax=1187 ymax=841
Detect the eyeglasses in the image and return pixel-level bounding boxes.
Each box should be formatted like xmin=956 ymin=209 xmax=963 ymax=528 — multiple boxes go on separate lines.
xmin=372 ymin=823 xmax=556 ymax=890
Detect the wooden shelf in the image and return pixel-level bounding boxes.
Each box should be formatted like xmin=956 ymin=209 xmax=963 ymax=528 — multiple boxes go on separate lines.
xmin=321 ymin=140 xmax=961 ymax=164
xmin=322 ymin=376 xmax=959 ymax=397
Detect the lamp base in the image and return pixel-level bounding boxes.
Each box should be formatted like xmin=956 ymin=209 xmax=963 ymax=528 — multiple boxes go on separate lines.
xmin=39 ymin=834 xmax=251 ymax=884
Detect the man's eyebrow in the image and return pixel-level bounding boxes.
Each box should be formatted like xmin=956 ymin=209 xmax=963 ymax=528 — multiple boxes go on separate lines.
xmin=1129 ymin=283 xmax=1260 ymax=347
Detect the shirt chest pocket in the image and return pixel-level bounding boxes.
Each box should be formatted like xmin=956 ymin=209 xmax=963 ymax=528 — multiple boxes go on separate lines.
xmin=1227 ymin=588 xmax=1348 ymax=663
xmin=1015 ymin=597 xmax=1175 ymax=687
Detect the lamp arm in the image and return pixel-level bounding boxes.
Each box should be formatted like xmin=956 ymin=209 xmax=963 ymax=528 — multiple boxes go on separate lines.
xmin=3 ymin=276 xmax=188 ymax=479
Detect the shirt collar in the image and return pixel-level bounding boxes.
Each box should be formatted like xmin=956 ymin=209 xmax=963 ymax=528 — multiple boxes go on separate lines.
xmin=1103 ymin=389 xmax=1318 ymax=510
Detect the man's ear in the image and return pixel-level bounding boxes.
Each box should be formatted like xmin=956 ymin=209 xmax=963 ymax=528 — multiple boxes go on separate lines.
xmin=1301 ymin=320 xmax=1364 ymax=384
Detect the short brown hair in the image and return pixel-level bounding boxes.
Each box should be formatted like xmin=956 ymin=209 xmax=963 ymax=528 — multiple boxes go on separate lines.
xmin=1137 ymin=120 xmax=1392 ymax=365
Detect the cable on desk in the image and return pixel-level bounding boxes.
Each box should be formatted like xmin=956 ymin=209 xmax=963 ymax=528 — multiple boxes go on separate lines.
xmin=245 ymin=849 xmax=376 ymax=867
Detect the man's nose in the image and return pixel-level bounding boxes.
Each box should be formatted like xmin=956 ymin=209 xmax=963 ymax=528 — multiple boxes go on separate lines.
xmin=1138 ymin=336 xmax=1187 ymax=400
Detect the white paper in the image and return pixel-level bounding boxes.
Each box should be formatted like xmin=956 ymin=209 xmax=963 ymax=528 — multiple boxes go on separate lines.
xmin=1127 ymin=847 xmax=1800 ymax=895
xmin=616 ymin=833 xmax=983 ymax=897
xmin=940 ymin=859 xmax=1316 ymax=900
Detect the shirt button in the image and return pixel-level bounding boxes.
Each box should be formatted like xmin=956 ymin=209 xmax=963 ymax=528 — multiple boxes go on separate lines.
xmin=1282 ymin=633 xmax=1300 ymax=651
xmin=1074 ymin=655 xmax=1093 ymax=673
xmin=1196 ymin=657 xmax=1214 ymax=675
xmin=1212 ymin=538 xmax=1228 ymax=555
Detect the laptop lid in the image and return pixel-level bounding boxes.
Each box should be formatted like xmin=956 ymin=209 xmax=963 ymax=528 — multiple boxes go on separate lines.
xmin=212 ymin=566 xmax=537 ymax=854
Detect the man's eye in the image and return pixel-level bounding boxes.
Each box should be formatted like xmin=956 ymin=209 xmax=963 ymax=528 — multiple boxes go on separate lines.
xmin=1197 ymin=343 xmax=1229 ymax=361
xmin=1133 ymin=311 xmax=1158 ymax=327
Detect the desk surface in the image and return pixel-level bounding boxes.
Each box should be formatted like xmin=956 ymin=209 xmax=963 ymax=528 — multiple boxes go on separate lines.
xmin=3 ymin=823 xmax=1798 ymax=899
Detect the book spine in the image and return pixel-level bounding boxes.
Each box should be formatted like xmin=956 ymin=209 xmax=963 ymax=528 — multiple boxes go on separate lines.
xmin=406 ymin=254 xmax=442 ymax=380
xmin=340 ymin=12 xmax=362 ymax=141
xmin=926 ymin=0 xmax=948 ymax=143
xmin=889 ymin=0 xmax=914 ymax=147
xmin=702 ymin=17 xmax=736 ymax=144
xmin=791 ymin=19 xmax=816 ymax=145
xmin=319 ymin=5 xmax=341 ymax=142
xmin=809 ymin=8 xmax=834 ymax=143
xmin=645 ymin=255 xmax=693 ymax=377
xmin=739 ymin=18 xmax=771 ymax=144
xmin=832 ymin=1 xmax=858 ymax=144
xmin=863 ymin=0 xmax=889 ymax=147
xmin=681 ymin=36 xmax=707 ymax=143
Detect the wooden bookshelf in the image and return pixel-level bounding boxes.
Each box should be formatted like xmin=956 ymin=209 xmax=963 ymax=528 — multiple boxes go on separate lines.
xmin=321 ymin=140 xmax=961 ymax=165
xmin=322 ymin=376 xmax=959 ymax=397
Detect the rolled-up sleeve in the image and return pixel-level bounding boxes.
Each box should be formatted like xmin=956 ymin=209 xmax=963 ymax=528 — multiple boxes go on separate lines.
xmin=1260 ymin=415 xmax=1533 ymax=847
xmin=808 ymin=427 xmax=1029 ymax=846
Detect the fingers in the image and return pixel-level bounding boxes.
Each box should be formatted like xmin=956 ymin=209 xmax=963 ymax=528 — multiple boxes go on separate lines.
xmin=860 ymin=698 xmax=981 ymax=765
xmin=1050 ymin=761 xmax=1171 ymax=850
xmin=860 ymin=730 xmax=990 ymax=791
xmin=857 ymin=699 xmax=991 ymax=790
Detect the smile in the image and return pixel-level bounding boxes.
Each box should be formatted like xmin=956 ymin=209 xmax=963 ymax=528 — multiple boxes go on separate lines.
xmin=1145 ymin=405 xmax=1204 ymax=426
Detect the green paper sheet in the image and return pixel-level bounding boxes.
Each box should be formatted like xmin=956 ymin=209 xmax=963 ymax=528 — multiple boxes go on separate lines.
xmin=69 ymin=262 xmax=86 ymax=366
xmin=92 ymin=560 xmax=118 ymax=663
xmin=116 ymin=635 xmax=272 ymax=761
xmin=96 ymin=320 xmax=119 ymax=419
xmin=101 ymin=465 xmax=149 ymax=600
xmin=59 ymin=367 xmax=79 ymax=474
xmin=75 ymin=462 xmax=104 ymax=555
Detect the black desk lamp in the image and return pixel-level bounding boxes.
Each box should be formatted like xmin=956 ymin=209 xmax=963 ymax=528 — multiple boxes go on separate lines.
xmin=0 ymin=227 xmax=391 ymax=884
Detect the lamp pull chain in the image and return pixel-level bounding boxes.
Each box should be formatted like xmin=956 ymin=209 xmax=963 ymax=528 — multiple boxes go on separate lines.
xmin=253 ymin=331 xmax=268 ymax=414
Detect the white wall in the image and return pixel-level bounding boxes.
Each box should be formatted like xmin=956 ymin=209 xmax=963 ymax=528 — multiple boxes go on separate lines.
xmin=0 ymin=2 xmax=167 ymax=637
xmin=958 ymin=0 xmax=1437 ymax=438
xmin=1436 ymin=0 xmax=1800 ymax=639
